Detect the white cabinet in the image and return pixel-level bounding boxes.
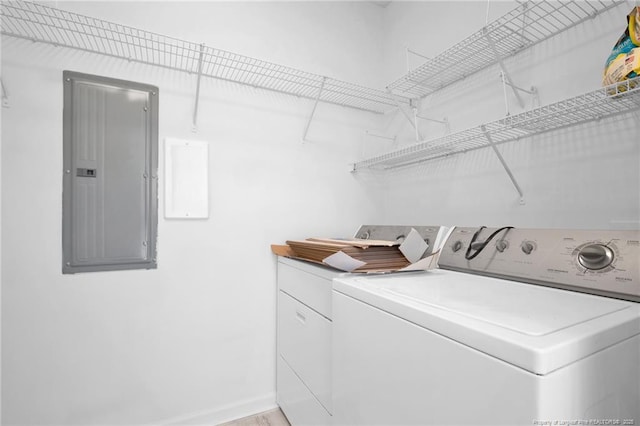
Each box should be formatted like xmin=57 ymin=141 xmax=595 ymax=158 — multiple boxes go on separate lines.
xmin=276 ymin=257 xmax=339 ymax=426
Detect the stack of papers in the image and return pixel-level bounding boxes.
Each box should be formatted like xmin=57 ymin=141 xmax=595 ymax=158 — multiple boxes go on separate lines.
xmin=272 ymin=228 xmax=439 ymax=273
xmin=286 ymin=238 xmax=410 ymax=272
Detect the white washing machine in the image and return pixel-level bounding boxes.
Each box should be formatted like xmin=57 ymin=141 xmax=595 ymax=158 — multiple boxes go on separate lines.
xmin=332 ymin=227 xmax=640 ymax=426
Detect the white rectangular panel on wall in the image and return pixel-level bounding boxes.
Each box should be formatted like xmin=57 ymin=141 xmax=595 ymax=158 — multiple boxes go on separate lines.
xmin=164 ymin=138 xmax=209 ymax=219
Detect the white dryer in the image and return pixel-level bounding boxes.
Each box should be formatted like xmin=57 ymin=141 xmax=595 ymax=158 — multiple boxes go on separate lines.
xmin=332 ymin=227 xmax=640 ymax=426
xmin=276 ymin=225 xmax=447 ymax=426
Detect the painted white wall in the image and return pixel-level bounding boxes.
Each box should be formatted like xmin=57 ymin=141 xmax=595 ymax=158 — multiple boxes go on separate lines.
xmin=3 ymin=1 xmax=640 ymax=425
xmin=0 ymin=2 xmax=385 ymax=425
xmin=0 ymin=26 xmax=3 ymax=424
xmin=363 ymin=1 xmax=640 ymax=230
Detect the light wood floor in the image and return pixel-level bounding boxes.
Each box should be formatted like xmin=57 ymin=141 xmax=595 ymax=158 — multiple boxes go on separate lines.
xmin=217 ymin=408 xmax=290 ymax=426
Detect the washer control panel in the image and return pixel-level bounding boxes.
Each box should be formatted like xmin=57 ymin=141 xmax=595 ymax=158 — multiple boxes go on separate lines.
xmin=438 ymin=227 xmax=640 ymax=302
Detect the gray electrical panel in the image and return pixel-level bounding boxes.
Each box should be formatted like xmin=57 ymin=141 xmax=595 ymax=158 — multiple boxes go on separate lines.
xmin=62 ymin=71 xmax=158 ymax=273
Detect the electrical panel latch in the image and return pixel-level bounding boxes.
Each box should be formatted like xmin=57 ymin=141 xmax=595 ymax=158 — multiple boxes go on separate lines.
xmin=77 ymin=168 xmax=97 ymax=178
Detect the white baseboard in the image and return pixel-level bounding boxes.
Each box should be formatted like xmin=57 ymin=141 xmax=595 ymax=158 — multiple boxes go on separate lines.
xmin=155 ymin=393 xmax=278 ymax=426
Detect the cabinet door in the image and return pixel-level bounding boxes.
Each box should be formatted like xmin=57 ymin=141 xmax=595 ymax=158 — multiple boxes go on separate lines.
xmin=62 ymin=71 xmax=158 ymax=273
xmin=278 ymin=291 xmax=332 ymax=412
xmin=277 ymin=356 xmax=331 ymax=426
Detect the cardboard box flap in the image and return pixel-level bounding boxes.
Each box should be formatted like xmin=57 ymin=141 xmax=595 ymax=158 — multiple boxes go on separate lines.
xmin=306 ymin=237 xmax=398 ymax=248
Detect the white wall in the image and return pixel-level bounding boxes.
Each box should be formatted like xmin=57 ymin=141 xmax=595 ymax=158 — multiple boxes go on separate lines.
xmin=0 ymin=2 xmax=384 ymax=425
xmin=362 ymin=1 xmax=640 ymax=229
xmin=3 ymin=2 xmax=640 ymax=426
xmin=0 ymin=24 xmax=3 ymax=424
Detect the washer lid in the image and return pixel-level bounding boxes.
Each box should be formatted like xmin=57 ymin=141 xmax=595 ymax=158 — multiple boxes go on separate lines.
xmin=333 ymin=270 xmax=640 ymax=375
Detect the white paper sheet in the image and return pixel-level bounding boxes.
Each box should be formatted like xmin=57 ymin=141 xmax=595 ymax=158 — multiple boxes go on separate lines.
xmin=323 ymin=251 xmax=367 ymax=272
xmin=399 ymin=250 xmax=440 ymax=271
xmin=399 ymin=228 xmax=429 ymax=263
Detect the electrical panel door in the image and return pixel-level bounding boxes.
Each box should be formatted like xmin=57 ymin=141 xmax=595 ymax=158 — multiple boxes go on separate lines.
xmin=62 ymin=71 xmax=158 ymax=273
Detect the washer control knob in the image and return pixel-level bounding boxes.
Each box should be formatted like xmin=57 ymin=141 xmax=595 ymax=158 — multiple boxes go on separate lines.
xmin=495 ymin=240 xmax=508 ymax=252
xmin=578 ymin=244 xmax=614 ymax=270
xmin=452 ymin=240 xmax=463 ymax=252
xmin=521 ymin=241 xmax=535 ymax=255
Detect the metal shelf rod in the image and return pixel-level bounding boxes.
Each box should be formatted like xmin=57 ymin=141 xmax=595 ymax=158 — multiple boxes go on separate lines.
xmin=192 ymin=44 xmax=205 ymax=132
xmin=481 ymin=125 xmax=525 ymax=203
xmin=302 ymin=77 xmax=326 ymax=142
xmin=1 ymin=78 xmax=9 ymax=108
xmin=485 ymin=29 xmax=525 ymax=109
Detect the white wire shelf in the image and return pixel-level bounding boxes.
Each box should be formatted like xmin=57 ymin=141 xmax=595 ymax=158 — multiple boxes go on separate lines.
xmin=387 ymin=0 xmax=624 ymax=99
xmin=1 ymin=0 xmax=409 ymax=114
xmin=353 ymin=77 xmax=640 ymax=171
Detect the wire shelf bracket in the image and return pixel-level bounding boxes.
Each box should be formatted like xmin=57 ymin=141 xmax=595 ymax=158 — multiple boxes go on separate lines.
xmin=192 ymin=43 xmax=205 ymax=132
xmin=355 ymin=130 xmax=398 ymax=173
xmin=481 ymin=124 xmax=525 ymax=204
xmin=388 ymin=91 xmax=424 ymax=142
xmin=363 ymin=131 xmax=397 ymax=144
xmin=415 ymin=112 xmax=450 ymax=137
xmin=405 ymin=47 xmax=431 ymax=73
xmin=302 ymin=76 xmax=327 ymax=142
xmin=499 ymin=70 xmax=539 ymax=116
xmin=1 ymin=78 xmax=9 ymax=108
xmin=484 ymin=28 xmax=525 ymax=110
